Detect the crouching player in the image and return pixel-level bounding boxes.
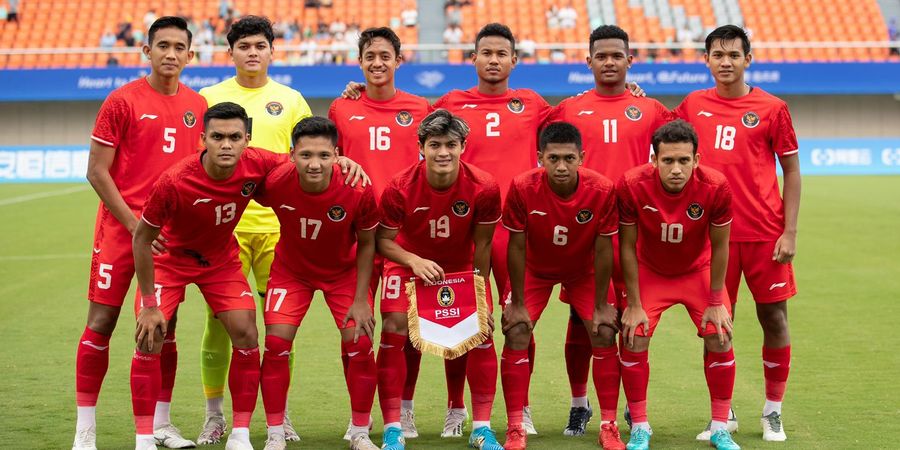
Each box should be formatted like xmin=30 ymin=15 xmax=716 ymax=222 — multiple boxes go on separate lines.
xmin=376 ymin=109 xmax=504 ymax=450
xmin=500 ymin=122 xmax=622 ymax=450
xmin=616 ymin=120 xmax=739 ymax=450
xmin=255 ymin=117 xmax=380 ymax=450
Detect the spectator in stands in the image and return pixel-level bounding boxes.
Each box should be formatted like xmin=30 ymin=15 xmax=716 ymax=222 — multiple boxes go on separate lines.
xmin=100 ymin=29 xmax=117 ymax=48
xmin=559 ymin=1 xmax=577 ymax=29
xmin=519 ymin=34 xmax=536 ymax=61
xmin=889 ymin=18 xmax=899 ymax=56
xmin=6 ymin=0 xmax=18 ymax=24
xmin=444 ymin=22 xmax=464 ymax=60
xmin=547 ymin=5 xmax=561 ymax=29
xmin=143 ymin=9 xmax=158 ymax=31
xmin=116 ymin=19 xmax=136 ymax=46
xmin=330 ymin=18 xmax=347 ymax=35
xmin=219 ymin=0 xmax=231 ymax=19
xmin=646 ymin=40 xmax=658 ymax=62
xmin=446 ymin=4 xmax=462 ymax=26
xmin=106 ymin=55 xmax=119 ymax=67
xmin=401 ymin=3 xmax=418 ymax=28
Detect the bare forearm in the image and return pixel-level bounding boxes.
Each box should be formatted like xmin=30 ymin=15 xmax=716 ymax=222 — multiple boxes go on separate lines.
xmin=473 ymin=243 xmax=491 ymax=281
xmin=593 ymin=237 xmax=614 ymax=309
xmin=782 ymin=169 xmax=801 ymax=234
xmin=88 ymin=168 xmax=138 ymax=232
xmin=133 ymin=236 xmax=157 ymax=297
xmin=354 ymin=238 xmax=375 ymax=303
xmin=376 ymin=237 xmax=419 ymax=268
xmin=710 ymin=240 xmax=728 ymax=291
xmin=507 ymin=236 xmax=526 ymax=306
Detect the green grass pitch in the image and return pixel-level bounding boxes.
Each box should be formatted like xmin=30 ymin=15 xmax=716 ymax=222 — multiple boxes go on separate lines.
xmin=1 ymin=176 xmax=898 ymax=449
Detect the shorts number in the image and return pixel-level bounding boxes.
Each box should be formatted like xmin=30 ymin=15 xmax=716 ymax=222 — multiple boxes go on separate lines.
xmin=215 ymin=202 xmax=236 ymax=225
xmin=714 ymin=125 xmax=736 ymax=151
xmin=265 ymin=288 xmax=287 ymax=312
xmin=603 ymin=119 xmax=618 ymax=143
xmin=97 ymin=263 xmax=113 ymax=289
xmin=553 ymin=225 xmax=568 ymax=246
xmin=163 ymin=128 xmax=176 ymax=153
xmin=383 ymin=275 xmax=402 ymax=300
xmin=368 ymin=126 xmax=391 ymax=151
xmin=299 ymin=217 xmax=322 ymax=240
xmin=151 ymin=283 xmax=162 ymax=307
xmin=485 ymin=112 xmax=500 ymax=137
xmin=429 ymin=215 xmax=450 ymax=238
xmin=660 ymin=222 xmax=683 ymax=243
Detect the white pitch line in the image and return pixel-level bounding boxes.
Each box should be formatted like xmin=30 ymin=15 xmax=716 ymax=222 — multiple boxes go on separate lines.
xmin=0 ymin=184 xmax=91 ymax=207
xmin=0 ymin=253 xmax=88 ymax=261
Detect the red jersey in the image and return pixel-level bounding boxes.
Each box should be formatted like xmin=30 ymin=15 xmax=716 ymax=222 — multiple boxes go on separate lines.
xmin=380 ymin=161 xmax=502 ymax=271
xmin=329 ymin=90 xmax=432 ymax=197
xmin=674 ymin=87 xmax=798 ymax=242
xmin=503 ymin=168 xmax=618 ymax=280
xmin=617 ymin=164 xmax=733 ymax=276
xmin=255 ymin=163 xmax=380 ymax=281
xmin=91 ymin=78 xmax=207 ymax=209
xmin=547 ymin=90 xmax=674 ymax=182
xmin=141 ymin=147 xmax=283 ymax=267
xmin=433 ymin=88 xmax=551 ymax=201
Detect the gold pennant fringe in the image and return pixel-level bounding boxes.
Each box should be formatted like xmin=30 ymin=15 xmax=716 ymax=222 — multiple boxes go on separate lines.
xmin=406 ymin=273 xmax=492 ymax=360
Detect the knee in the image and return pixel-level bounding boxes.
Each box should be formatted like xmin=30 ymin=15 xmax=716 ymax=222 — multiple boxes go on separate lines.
xmin=86 ymin=305 xmax=120 ymax=335
xmin=704 ymin=336 xmax=732 ymax=353
xmin=230 ymin=325 xmax=258 ymax=348
xmin=592 ymin=326 xmax=617 ymax=347
xmin=758 ymin=305 xmax=789 ymax=337
xmin=381 ymin=315 xmax=407 ymax=335
xmin=504 ymin=323 xmax=532 ymax=350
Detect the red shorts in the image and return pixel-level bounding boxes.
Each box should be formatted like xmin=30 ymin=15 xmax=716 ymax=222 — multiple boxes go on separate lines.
xmin=137 ymin=256 xmax=256 ymax=320
xmin=524 ymin=271 xmax=613 ymax=323
xmin=558 ymin=234 xmax=625 ymax=309
xmin=87 ymin=207 xmax=138 ymax=307
xmin=727 ymin=241 xmax=797 ymax=304
xmin=380 ymin=262 xmax=492 ymax=314
xmin=264 ymin=266 xmax=372 ymax=329
xmin=633 ymin=265 xmax=732 ymax=337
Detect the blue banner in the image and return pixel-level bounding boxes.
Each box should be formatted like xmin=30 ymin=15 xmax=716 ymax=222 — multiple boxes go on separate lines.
xmin=2 ymin=139 xmax=898 ymax=183
xmin=0 ymin=62 xmax=898 ymax=101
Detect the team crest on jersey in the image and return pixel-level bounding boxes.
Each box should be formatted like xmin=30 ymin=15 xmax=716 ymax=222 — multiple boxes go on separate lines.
xmin=240 ymin=181 xmax=257 ymax=197
xmin=452 ymin=200 xmax=470 ymax=217
xmin=507 ymin=98 xmax=525 ymax=114
xmin=327 ymin=205 xmax=347 ymax=222
xmin=265 ymin=101 xmax=284 ymax=116
xmin=437 ymin=286 xmax=455 ymax=307
xmin=624 ymin=105 xmax=643 ymax=121
xmin=742 ymin=111 xmax=760 ymax=128
xmin=396 ymin=110 xmax=414 ymax=127
xmin=575 ymin=209 xmax=594 ymax=224
xmin=183 ymin=111 xmax=197 ymax=128
xmin=686 ymin=202 xmax=704 ymax=220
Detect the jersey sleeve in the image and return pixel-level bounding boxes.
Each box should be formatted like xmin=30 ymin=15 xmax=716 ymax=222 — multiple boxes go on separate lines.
xmin=596 ymin=187 xmax=619 ymax=236
xmin=768 ymin=103 xmax=799 ymax=156
xmin=141 ymin=172 xmax=177 ymax=228
xmin=710 ymin=180 xmax=734 ymax=227
xmin=379 ymin=182 xmax=406 ymax=229
xmin=502 ymin=181 xmax=527 ymax=232
xmin=672 ymin=98 xmax=689 ymax=121
xmin=292 ymin=92 xmax=313 ymax=132
xmin=532 ymin=91 xmax=553 ymax=124
xmin=328 ymin=100 xmax=346 ymax=155
xmin=615 ymin=178 xmax=638 ymax=225
xmin=91 ymin=91 xmax=129 ymax=148
xmin=432 ymin=93 xmax=449 ymax=110
xmin=544 ymin=103 xmax=564 ymax=126
xmin=653 ymin=100 xmax=677 ymax=128
xmin=354 ymin=185 xmax=380 ymax=231
xmin=474 ymin=179 xmax=502 ymax=224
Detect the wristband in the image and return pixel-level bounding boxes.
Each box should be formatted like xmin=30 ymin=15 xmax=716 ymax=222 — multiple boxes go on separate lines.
xmin=709 ymin=288 xmax=726 ymax=306
xmin=140 ymin=293 xmax=158 ymax=309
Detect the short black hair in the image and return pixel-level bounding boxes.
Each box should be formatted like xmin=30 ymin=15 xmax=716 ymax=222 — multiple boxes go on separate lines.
xmin=475 ymin=23 xmax=516 ymax=53
xmin=705 ymin=25 xmax=751 ymax=55
xmin=418 ymin=109 xmax=470 ymax=145
xmin=148 ymin=16 xmax=192 ymax=47
xmin=539 ymin=122 xmax=582 ymax=151
xmin=358 ymin=27 xmax=402 ymax=58
xmin=589 ymin=25 xmax=629 ymax=53
xmin=651 ymin=119 xmax=698 ymax=154
xmin=227 ymin=15 xmax=275 ymax=48
xmin=204 ymin=102 xmax=250 ymax=132
xmin=292 ymin=116 xmax=338 ymax=147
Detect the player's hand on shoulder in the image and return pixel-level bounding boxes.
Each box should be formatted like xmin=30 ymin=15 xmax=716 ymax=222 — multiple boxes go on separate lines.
xmin=501 ymin=301 xmax=533 ymax=334
xmin=337 ymin=156 xmax=371 ymax=187
xmin=341 ymin=81 xmax=366 ymax=100
xmin=627 ymin=81 xmax=646 ymax=97
xmin=408 ymin=257 xmax=445 ymax=284
xmin=344 ymin=300 xmax=376 ymax=343
xmin=135 ymin=307 xmax=167 ymax=352
xmin=620 ymin=305 xmax=649 ymax=348
xmin=701 ymin=305 xmax=733 ymax=346
xmin=592 ymin=303 xmax=620 ymax=334
xmin=772 ymin=231 xmax=797 ymax=264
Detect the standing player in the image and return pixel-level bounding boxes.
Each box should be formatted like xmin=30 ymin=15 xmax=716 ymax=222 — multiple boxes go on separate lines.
xmin=675 ymin=25 xmax=800 ymax=442
xmin=545 ymin=25 xmax=674 ymax=436
xmin=617 ymin=120 xmax=740 ymax=450
xmin=432 ymin=24 xmax=552 ymax=436
xmin=376 ymin=110 xmax=504 ymax=450
xmin=197 ymin=15 xmax=312 ymax=444
xmin=255 ymin=117 xmax=380 ymax=450
xmin=499 ymin=122 xmax=621 ymax=450
xmin=73 ymin=16 xmax=205 ymax=450
xmin=329 ymin=26 xmax=431 ymax=440
xmin=131 ymin=103 xmax=282 ymax=450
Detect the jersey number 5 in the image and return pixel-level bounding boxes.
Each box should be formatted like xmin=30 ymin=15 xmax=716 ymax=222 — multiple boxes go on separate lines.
xmin=163 ymin=128 xmax=176 ymax=153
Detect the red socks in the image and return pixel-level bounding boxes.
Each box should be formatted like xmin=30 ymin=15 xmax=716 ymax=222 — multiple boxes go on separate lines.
xmin=261 ymin=336 xmax=291 ymax=426
xmin=466 ymin=339 xmax=498 ymax=423
xmin=230 ymin=346 xmax=261 ymax=428
xmin=130 ymin=351 xmax=160 ymax=435
xmin=158 ymin=330 xmax=177 ymax=403
xmin=619 ymin=348 xmax=649 ymax=423
xmin=565 ymin=318 xmax=591 ymax=399
xmin=762 ymin=345 xmax=790 ymax=402
xmin=501 ymin=346 xmax=530 ymax=427
xmin=705 ymin=348 xmax=736 ymax=423
xmin=344 ymin=335 xmax=377 ymax=427
xmin=76 ymin=327 xmax=110 ymax=407
xmin=592 ymin=345 xmax=620 ymax=422
xmin=402 ymin=337 xmax=421 ymax=403
xmin=445 ymin=353 xmax=468 ymax=409
xmin=377 ymin=332 xmax=407 ymax=424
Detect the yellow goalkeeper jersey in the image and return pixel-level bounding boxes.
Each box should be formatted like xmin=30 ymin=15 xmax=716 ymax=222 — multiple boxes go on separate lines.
xmin=200 ymin=76 xmax=312 ymax=233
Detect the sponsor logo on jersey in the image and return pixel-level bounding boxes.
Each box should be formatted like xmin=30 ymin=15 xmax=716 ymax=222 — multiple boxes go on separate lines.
xmin=183 ymin=111 xmax=197 ymax=128
xmin=698 ymin=110 xmax=714 ymax=117
xmin=507 ymin=98 xmax=525 ymax=113
xmin=139 ymin=114 xmax=158 ymax=120
xmin=529 ymin=210 xmax=547 ymax=216
xmin=461 ymin=104 xmax=478 ymax=109
xmin=396 ymin=110 xmax=414 ymax=127
xmin=642 ymin=205 xmax=659 ymax=212
xmin=327 ymin=205 xmax=347 ymax=222
xmin=769 ymin=282 xmax=787 ymax=291
xmin=265 ymin=101 xmax=284 ymax=116
xmin=576 ymin=209 xmax=594 ymax=224
xmin=577 ymin=110 xmax=594 ymax=116
xmin=742 ymin=111 xmax=760 ymax=128
xmin=625 ymin=105 xmax=643 ymax=121
xmin=192 ymin=198 xmax=212 ymax=205
xmin=452 ymin=200 xmax=470 ymax=217
xmin=414 ymin=206 xmax=431 ymax=213
xmin=437 ymin=286 xmax=455 ymax=307
xmin=241 ymin=181 xmax=257 ymax=197
xmin=686 ymin=202 xmax=704 ymax=220
xmin=349 ymin=115 xmax=365 ymax=121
